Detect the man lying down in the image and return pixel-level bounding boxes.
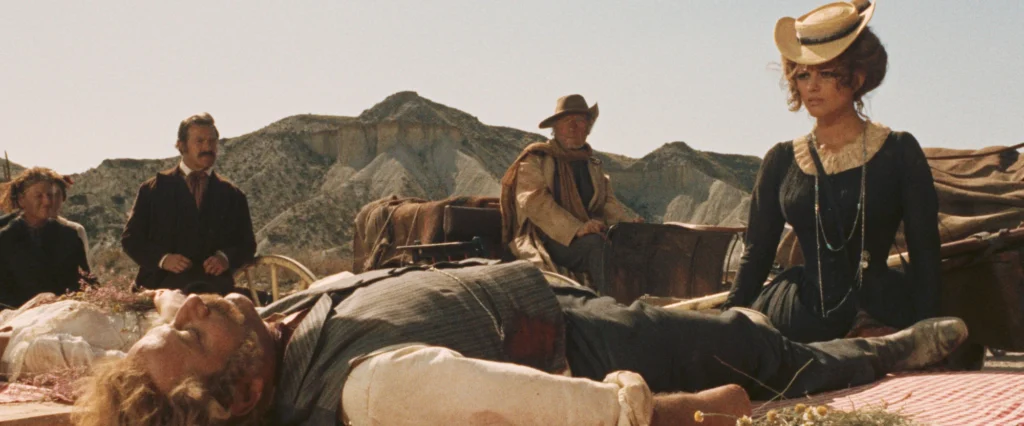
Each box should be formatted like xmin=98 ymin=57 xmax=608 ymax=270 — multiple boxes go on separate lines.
xmin=70 ymin=260 xmax=967 ymax=426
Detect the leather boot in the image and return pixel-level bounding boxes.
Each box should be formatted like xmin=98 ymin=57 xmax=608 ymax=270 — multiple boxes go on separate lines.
xmin=865 ymin=317 xmax=969 ymax=373
xmin=727 ymin=307 xmax=772 ymax=328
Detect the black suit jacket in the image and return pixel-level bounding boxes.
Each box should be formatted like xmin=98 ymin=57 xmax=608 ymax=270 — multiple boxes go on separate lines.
xmin=121 ymin=167 xmax=256 ymax=294
xmin=0 ymin=217 xmax=89 ymax=308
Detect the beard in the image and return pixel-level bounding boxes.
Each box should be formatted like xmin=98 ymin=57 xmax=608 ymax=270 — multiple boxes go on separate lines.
xmin=206 ymin=329 xmax=264 ymax=416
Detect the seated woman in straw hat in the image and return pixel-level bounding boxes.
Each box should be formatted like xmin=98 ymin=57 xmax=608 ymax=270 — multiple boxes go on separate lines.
xmin=722 ymin=0 xmax=943 ymax=344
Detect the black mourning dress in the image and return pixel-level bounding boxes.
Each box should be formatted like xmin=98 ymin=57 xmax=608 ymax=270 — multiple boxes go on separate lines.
xmin=724 ymin=125 xmax=942 ymax=343
xmin=0 ymin=216 xmax=89 ymax=308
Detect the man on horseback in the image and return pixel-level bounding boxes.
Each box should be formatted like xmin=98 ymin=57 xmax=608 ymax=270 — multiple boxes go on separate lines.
xmin=501 ymin=94 xmax=641 ymax=294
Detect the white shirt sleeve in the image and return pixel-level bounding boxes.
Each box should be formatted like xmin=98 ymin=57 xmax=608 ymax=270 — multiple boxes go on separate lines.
xmin=1 ymin=300 xmax=157 ymax=380
xmin=13 ymin=334 xmax=124 ymax=376
xmin=341 ymin=345 xmax=653 ymax=426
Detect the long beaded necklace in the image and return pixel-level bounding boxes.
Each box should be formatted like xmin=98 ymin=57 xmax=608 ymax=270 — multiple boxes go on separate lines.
xmin=811 ymin=125 xmax=869 ymax=318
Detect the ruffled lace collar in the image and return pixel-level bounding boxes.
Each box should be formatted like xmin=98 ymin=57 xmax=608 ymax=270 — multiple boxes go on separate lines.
xmin=792 ymin=121 xmax=892 ymax=175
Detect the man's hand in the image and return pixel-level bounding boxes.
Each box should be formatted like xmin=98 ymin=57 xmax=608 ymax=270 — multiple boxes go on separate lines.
xmin=161 ymin=254 xmax=192 ymax=273
xmin=204 ymin=254 xmax=229 ymax=276
xmin=575 ymin=219 xmax=607 ymax=238
xmin=651 ymin=384 xmax=751 ymax=426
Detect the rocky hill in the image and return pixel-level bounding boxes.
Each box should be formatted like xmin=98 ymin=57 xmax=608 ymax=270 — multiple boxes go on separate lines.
xmin=47 ymin=92 xmax=760 ymax=268
xmin=612 ymin=142 xmax=755 ymax=225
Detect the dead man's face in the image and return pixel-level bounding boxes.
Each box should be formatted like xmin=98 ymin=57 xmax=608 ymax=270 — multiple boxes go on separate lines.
xmin=128 ymin=294 xmax=247 ymax=393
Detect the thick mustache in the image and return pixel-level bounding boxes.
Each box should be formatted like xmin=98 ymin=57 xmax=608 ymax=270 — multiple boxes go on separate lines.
xmin=199 ymin=152 xmax=216 ymax=158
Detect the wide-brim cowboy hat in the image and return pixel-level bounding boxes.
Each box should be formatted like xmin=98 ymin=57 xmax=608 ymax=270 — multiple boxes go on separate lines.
xmin=774 ymin=0 xmax=876 ymax=65
xmin=538 ymin=94 xmax=600 ymax=129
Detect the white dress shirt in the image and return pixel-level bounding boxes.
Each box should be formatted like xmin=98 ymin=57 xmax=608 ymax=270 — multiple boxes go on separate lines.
xmin=341 ymin=345 xmax=654 ymax=426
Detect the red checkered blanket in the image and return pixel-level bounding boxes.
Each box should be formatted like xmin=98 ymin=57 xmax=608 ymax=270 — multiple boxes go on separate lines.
xmin=755 ymin=372 xmax=1024 ymax=425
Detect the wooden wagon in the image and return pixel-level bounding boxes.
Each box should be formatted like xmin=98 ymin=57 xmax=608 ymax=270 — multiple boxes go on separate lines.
xmin=348 ymin=195 xmax=1024 ymax=364
xmin=353 ymin=198 xmax=746 ymax=304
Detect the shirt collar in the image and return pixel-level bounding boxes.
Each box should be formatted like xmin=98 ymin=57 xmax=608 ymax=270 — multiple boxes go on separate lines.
xmin=178 ymin=160 xmax=212 ymax=177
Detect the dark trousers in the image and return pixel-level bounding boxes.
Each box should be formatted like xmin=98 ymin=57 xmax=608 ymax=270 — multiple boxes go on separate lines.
xmin=543 ymin=233 xmax=608 ymax=294
xmin=142 ymin=268 xmax=235 ymax=295
xmin=555 ymin=288 xmax=882 ymax=400
xmin=751 ymin=266 xmax=919 ymax=343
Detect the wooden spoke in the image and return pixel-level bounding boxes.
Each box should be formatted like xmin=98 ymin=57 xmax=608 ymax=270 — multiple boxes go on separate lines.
xmin=245 ymin=269 xmax=257 ymax=305
xmin=271 ymin=265 xmax=279 ymax=302
xmin=233 ymin=255 xmax=317 ymax=306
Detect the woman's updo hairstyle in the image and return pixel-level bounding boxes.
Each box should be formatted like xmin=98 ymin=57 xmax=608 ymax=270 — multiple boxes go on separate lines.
xmin=783 ymin=26 xmax=888 ymax=116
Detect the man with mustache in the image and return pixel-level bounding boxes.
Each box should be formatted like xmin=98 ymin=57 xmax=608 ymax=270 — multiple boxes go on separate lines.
xmin=121 ymin=113 xmax=256 ymax=295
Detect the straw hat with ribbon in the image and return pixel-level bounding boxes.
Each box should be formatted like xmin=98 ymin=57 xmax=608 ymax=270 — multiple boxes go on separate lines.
xmin=538 ymin=94 xmax=600 ymax=129
xmin=775 ymin=0 xmax=876 ymax=65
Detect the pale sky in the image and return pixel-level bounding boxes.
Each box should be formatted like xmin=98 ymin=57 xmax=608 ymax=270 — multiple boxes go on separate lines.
xmin=2 ymin=1 xmax=1022 ymax=174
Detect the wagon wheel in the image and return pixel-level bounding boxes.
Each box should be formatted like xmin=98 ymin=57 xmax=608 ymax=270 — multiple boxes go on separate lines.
xmin=233 ymin=255 xmax=317 ymax=306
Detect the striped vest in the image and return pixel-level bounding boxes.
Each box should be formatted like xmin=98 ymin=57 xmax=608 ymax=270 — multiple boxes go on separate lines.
xmin=259 ymin=260 xmax=567 ymax=425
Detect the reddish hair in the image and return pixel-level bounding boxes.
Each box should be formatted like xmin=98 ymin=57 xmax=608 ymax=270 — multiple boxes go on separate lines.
xmin=782 ymin=26 xmax=888 ymax=116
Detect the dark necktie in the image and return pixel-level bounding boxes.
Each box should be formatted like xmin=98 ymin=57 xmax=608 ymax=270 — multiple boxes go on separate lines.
xmin=186 ymin=171 xmax=208 ymax=209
